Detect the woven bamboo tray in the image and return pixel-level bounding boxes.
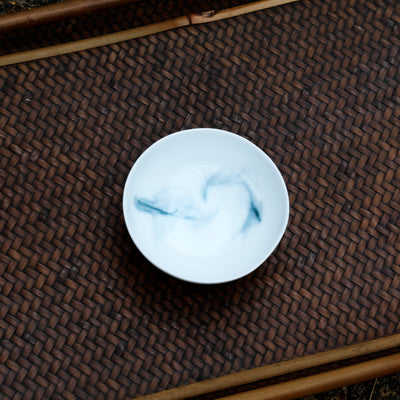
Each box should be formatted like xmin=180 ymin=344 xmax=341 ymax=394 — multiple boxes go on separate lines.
xmin=1 ymin=0 xmax=400 ymax=399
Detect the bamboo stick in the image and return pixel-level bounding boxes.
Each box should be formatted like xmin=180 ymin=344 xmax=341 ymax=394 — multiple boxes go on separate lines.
xmin=188 ymin=0 xmax=298 ymax=24
xmin=0 ymin=0 xmax=140 ymax=32
xmin=218 ymin=352 xmax=400 ymax=400
xmin=0 ymin=0 xmax=299 ymax=67
xmin=137 ymin=333 xmax=400 ymax=399
xmin=0 ymin=17 xmax=190 ymax=67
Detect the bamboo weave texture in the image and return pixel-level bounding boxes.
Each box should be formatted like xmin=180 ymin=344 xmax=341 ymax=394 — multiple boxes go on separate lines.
xmin=1 ymin=0 xmax=400 ymax=398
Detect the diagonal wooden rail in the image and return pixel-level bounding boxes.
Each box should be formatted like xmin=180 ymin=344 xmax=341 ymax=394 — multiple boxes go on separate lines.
xmin=136 ymin=334 xmax=400 ymax=399
xmin=217 ymin=352 xmax=400 ymax=400
xmin=0 ymin=0 xmax=299 ymax=67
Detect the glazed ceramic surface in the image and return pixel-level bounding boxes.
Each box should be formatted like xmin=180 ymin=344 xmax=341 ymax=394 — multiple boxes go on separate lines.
xmin=123 ymin=128 xmax=289 ymax=284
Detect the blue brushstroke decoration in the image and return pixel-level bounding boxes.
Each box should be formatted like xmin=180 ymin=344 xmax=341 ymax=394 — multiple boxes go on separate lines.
xmin=202 ymin=173 xmax=262 ymax=232
xmin=134 ymin=172 xmax=262 ymax=234
xmin=134 ymin=198 xmax=177 ymax=216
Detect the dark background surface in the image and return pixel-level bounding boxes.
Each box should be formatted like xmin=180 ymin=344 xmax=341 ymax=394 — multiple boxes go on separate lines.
xmin=0 ymin=0 xmax=64 ymax=15
xmin=1 ymin=1 xmax=400 ymax=399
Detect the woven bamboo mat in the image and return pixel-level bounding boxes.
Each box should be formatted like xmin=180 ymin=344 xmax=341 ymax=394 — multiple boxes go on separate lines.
xmin=1 ymin=0 xmax=400 ymax=398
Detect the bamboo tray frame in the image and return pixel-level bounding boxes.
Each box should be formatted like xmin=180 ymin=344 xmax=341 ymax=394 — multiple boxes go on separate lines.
xmin=0 ymin=0 xmax=298 ymax=67
xmin=0 ymin=0 xmax=139 ymax=32
xmin=137 ymin=334 xmax=400 ymax=399
xmin=1 ymin=1 xmax=400 ymax=399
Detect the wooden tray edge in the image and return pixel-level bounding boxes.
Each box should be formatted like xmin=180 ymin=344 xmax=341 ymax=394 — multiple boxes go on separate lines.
xmin=0 ymin=0 xmax=139 ymax=32
xmin=137 ymin=334 xmax=400 ymax=399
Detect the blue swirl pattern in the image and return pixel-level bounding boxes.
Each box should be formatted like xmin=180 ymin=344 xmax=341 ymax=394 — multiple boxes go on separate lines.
xmin=134 ymin=173 xmax=262 ymax=234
